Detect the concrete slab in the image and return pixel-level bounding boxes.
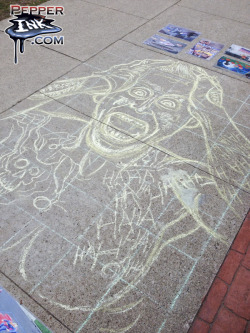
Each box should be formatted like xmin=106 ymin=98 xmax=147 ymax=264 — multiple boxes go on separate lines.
xmin=179 ymin=0 xmax=250 ymax=24
xmin=81 ymin=0 xmax=178 ymax=19
xmin=123 ymin=5 xmax=250 ymax=83
xmin=0 ymin=88 xmax=249 ymax=332
xmin=0 ymin=31 xmax=80 ymax=114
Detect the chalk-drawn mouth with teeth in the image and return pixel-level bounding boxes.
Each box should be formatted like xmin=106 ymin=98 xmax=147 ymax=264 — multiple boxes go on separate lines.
xmin=103 ymin=112 xmax=149 ymax=140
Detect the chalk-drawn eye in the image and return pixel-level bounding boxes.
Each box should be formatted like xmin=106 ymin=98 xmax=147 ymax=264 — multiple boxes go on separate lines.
xmin=128 ymin=87 xmax=152 ymax=100
xmin=156 ymin=97 xmax=181 ymax=111
xmin=207 ymin=88 xmax=222 ymax=107
xmin=14 ymin=158 xmax=29 ymax=169
xmin=29 ymin=167 xmax=40 ymax=176
xmin=33 ymin=196 xmax=52 ymax=211
xmin=49 ymin=144 xmax=59 ymax=150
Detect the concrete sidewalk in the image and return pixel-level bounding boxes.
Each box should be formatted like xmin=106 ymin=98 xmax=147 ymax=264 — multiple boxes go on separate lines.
xmin=0 ymin=1 xmax=249 ymax=332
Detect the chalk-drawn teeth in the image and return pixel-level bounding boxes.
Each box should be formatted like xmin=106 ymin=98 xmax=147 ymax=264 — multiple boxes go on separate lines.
xmin=105 ymin=127 xmax=128 ymax=140
xmin=104 ymin=112 xmax=148 ymax=138
xmin=39 ymin=81 xmax=84 ymax=99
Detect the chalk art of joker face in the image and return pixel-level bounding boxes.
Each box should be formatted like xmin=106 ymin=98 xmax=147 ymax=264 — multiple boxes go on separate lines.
xmin=0 ymin=59 xmax=246 ymax=211
xmin=0 ymin=59 xmax=248 ymax=331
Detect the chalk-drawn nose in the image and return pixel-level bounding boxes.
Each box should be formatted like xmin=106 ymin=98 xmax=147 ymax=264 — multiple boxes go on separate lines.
xmin=136 ymin=97 xmax=157 ymax=113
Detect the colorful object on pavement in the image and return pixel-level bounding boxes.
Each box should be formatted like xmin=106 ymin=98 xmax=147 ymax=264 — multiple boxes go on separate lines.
xmin=159 ymin=24 xmax=200 ymax=41
xmin=0 ymin=313 xmax=18 ymax=332
xmin=216 ymin=56 xmax=250 ymax=78
xmin=225 ymin=44 xmax=250 ymax=62
xmin=0 ymin=286 xmax=51 ymax=333
xmin=187 ymin=39 xmax=224 ymax=60
xmin=144 ymin=34 xmax=186 ymax=54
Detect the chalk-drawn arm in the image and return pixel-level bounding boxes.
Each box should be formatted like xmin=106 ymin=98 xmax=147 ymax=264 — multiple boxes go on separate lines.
xmin=33 ymin=155 xmax=78 ymax=211
xmin=162 ymin=169 xmax=227 ymax=243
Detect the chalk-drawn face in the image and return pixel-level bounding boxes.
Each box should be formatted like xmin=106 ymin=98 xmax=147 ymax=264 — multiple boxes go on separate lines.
xmin=29 ymin=59 xmax=224 ymax=162
xmin=0 ymin=113 xmax=55 ymax=197
xmin=86 ymin=68 xmax=192 ymax=159
xmin=34 ymin=131 xmax=70 ymax=164
xmin=0 ymin=152 xmax=43 ymax=195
